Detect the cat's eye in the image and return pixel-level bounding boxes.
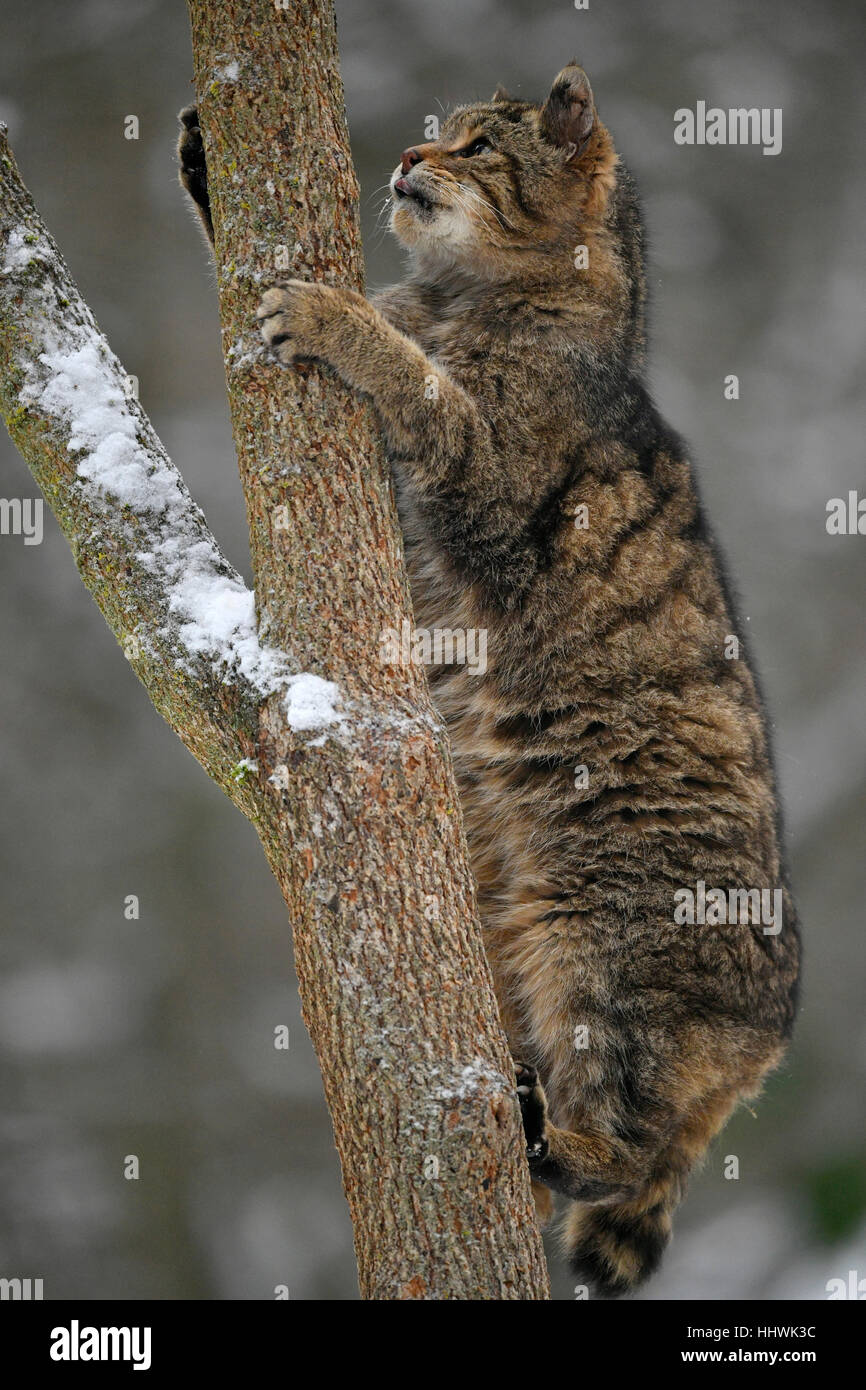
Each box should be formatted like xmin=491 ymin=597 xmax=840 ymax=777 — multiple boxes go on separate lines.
xmin=459 ymin=137 xmax=492 ymax=157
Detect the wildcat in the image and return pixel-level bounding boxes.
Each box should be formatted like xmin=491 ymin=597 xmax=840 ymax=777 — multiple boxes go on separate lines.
xmin=179 ymin=63 xmax=800 ymax=1296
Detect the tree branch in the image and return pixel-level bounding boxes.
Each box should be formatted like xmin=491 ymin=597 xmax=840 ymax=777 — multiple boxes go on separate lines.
xmin=0 ymin=126 xmax=273 ymax=810
xmin=0 ymin=0 xmax=550 ymax=1300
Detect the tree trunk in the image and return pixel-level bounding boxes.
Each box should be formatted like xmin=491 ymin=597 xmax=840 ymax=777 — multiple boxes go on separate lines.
xmin=0 ymin=0 xmax=550 ymax=1300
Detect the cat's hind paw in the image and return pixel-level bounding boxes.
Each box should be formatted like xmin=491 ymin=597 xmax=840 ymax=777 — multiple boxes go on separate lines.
xmin=515 ymin=1061 xmax=549 ymax=1162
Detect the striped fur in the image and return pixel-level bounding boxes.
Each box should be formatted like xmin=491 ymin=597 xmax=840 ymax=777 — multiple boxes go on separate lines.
xmin=247 ymin=63 xmax=801 ymax=1296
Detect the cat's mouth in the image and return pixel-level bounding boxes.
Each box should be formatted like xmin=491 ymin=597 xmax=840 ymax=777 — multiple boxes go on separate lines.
xmin=393 ymin=177 xmax=435 ymax=213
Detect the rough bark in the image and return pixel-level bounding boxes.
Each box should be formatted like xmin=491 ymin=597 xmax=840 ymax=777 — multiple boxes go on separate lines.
xmin=0 ymin=0 xmax=550 ymax=1301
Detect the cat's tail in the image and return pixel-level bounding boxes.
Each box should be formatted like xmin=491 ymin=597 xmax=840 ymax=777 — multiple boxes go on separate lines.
xmin=563 ymin=1170 xmax=684 ymax=1297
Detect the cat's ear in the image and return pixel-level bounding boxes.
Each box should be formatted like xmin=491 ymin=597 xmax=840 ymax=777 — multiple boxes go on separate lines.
xmin=490 ymin=83 xmax=512 ymax=103
xmin=540 ymin=63 xmax=595 ymax=158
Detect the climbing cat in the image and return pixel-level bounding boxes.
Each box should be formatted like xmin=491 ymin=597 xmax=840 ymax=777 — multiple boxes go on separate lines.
xmin=179 ymin=63 xmax=800 ymax=1296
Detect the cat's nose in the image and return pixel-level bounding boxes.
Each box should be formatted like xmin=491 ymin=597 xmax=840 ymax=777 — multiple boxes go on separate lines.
xmin=400 ymin=147 xmax=423 ymax=175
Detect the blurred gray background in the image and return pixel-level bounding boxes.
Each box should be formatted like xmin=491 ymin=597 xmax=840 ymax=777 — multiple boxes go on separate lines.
xmin=0 ymin=0 xmax=863 ymax=1301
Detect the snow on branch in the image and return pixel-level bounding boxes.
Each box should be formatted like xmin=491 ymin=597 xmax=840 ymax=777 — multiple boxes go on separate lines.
xmin=0 ymin=128 xmax=342 ymax=782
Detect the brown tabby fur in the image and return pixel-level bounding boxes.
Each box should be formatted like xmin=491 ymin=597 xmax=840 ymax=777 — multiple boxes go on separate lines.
xmin=182 ymin=61 xmax=800 ymax=1296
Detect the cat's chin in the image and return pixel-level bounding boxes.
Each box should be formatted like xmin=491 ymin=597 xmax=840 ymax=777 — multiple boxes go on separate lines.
xmin=390 ymin=204 xmax=477 ymax=261
xmin=390 ymin=201 xmax=441 ymax=247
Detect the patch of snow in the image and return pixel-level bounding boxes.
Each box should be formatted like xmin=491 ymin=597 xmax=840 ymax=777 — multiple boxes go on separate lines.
xmin=2 ymin=227 xmax=49 ymax=273
xmin=9 ymin=294 xmax=345 ymax=734
xmin=432 ymin=1058 xmax=508 ymax=1102
xmin=167 ymin=563 xmax=286 ymax=689
xmin=17 ymin=338 xmax=289 ymax=690
xmin=284 ymin=672 xmax=341 ymax=731
xmin=214 ymin=60 xmax=240 ymax=82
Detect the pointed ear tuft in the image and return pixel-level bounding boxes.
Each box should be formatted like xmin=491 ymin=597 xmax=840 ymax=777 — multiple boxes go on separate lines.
xmin=540 ymin=64 xmax=595 ymax=153
xmin=491 ymin=84 xmax=512 ymax=103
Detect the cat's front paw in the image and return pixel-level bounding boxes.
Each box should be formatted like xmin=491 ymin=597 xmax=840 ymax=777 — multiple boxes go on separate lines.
xmin=515 ymin=1061 xmax=549 ymax=1162
xmin=257 ymin=281 xmax=343 ymax=363
xmin=178 ymin=106 xmax=208 ymax=200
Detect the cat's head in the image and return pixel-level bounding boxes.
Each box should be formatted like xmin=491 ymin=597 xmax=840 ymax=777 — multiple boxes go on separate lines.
xmin=388 ymin=63 xmax=619 ymax=274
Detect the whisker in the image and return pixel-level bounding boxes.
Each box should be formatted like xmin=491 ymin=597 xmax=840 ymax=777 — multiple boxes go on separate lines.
xmin=417 ymin=169 xmax=511 ymax=239
xmin=372 ymin=203 xmax=394 ymax=244
xmin=457 ymin=180 xmax=516 ymax=231
xmin=440 ymin=179 xmax=498 ymax=239
xmin=373 ymin=195 xmax=393 ymax=225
